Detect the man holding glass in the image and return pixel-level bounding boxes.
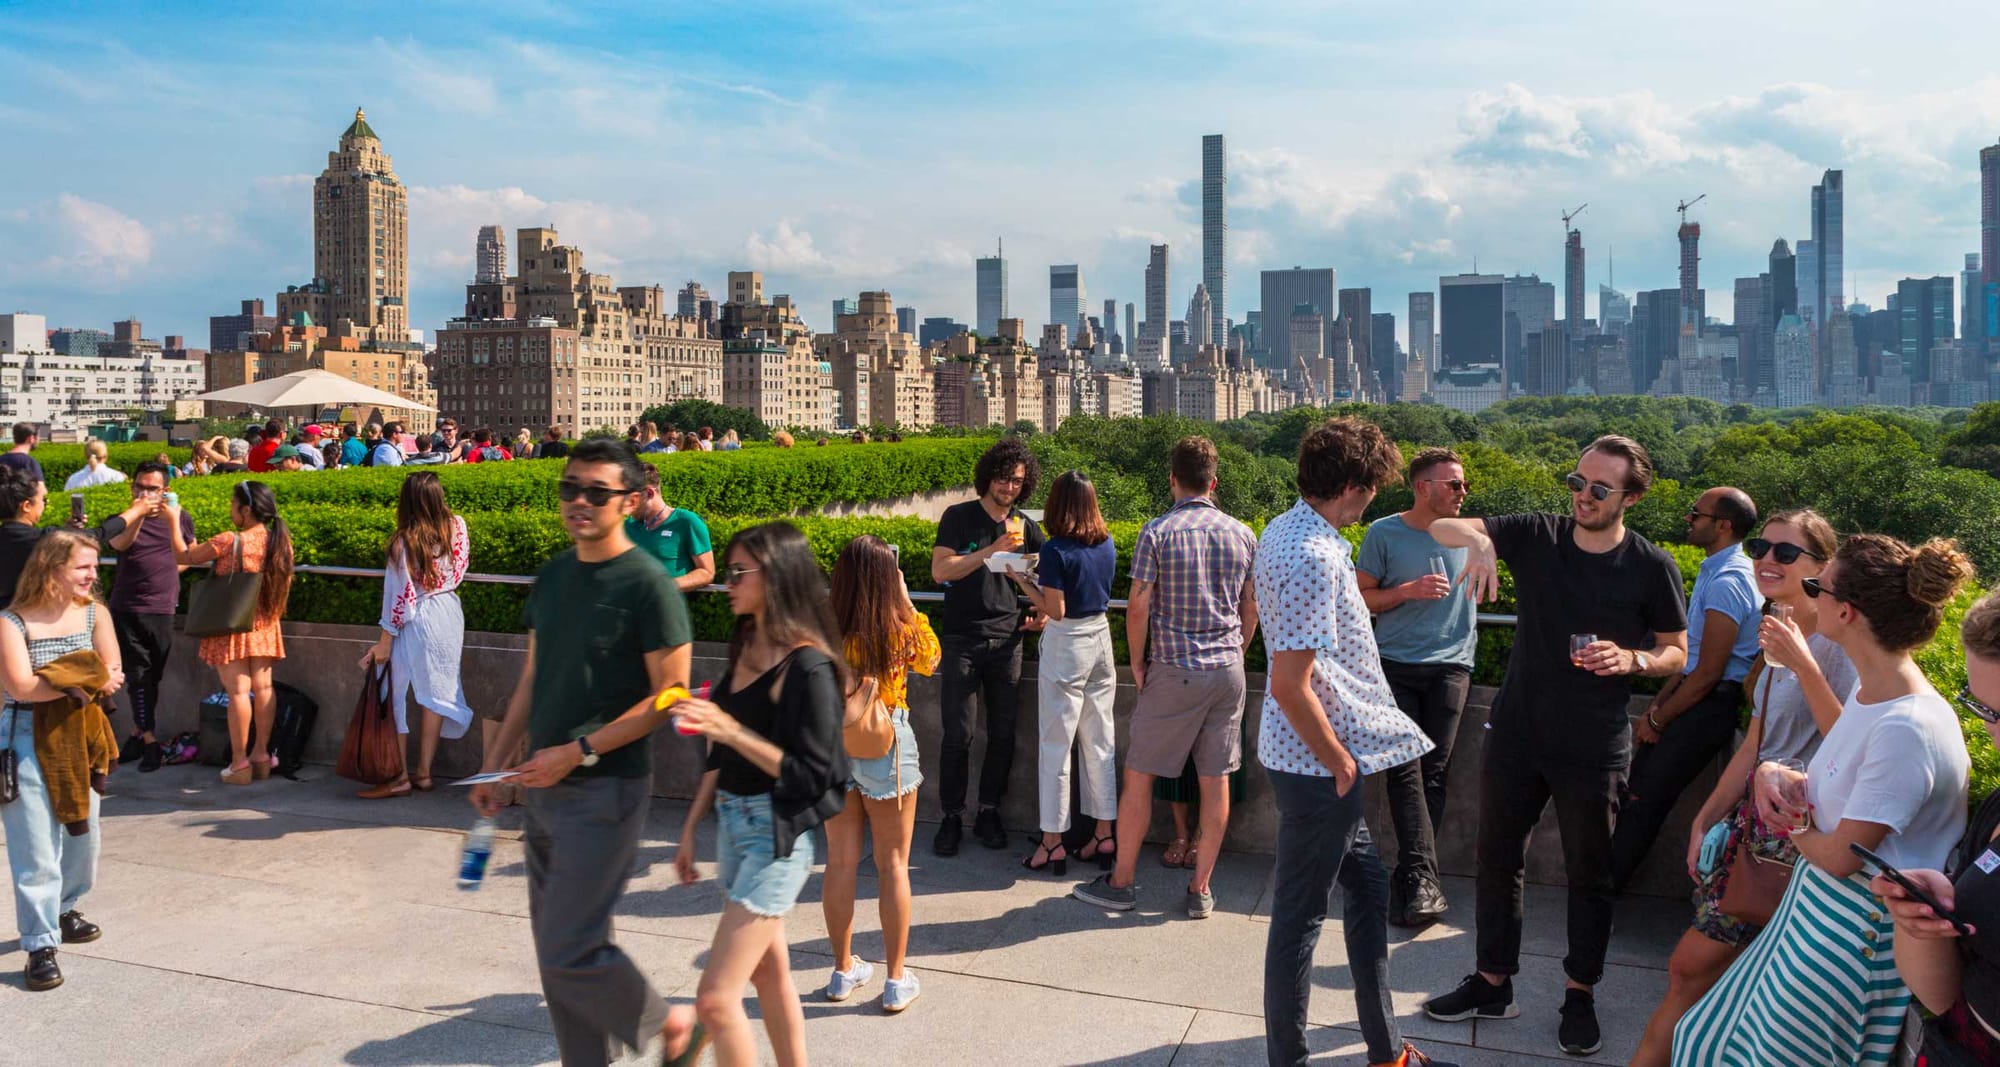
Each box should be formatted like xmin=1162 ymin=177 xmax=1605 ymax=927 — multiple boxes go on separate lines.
xmin=1356 ymin=447 xmax=1478 ymax=929
xmin=1421 ymin=435 xmax=1688 ymax=1058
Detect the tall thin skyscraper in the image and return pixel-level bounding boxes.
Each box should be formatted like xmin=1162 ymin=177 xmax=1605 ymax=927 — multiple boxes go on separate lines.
xmin=1813 ymin=170 xmax=1846 ymax=324
xmin=1125 ymin=303 xmax=1136 ymax=355
xmin=1734 ymin=276 xmax=1769 ymax=391
xmin=310 ymin=108 xmax=408 ymax=340
xmin=475 ymin=224 xmax=506 ymax=284
xmin=1963 ymin=254 xmax=1984 ymax=345
xmin=1338 ymin=288 xmax=1373 ymax=393
xmin=1049 ymin=264 xmax=1086 ymax=332
xmin=1677 ymin=218 xmax=1701 ymax=332
xmin=975 ymin=241 xmax=1008 ymax=335
xmin=1797 ymin=240 xmax=1819 ymax=328
xmin=1103 ymin=299 xmax=1119 ymax=345
xmin=1768 ymin=240 xmax=1798 ymax=324
xmin=1143 ymin=244 xmax=1169 ymax=340
xmin=1983 ymin=143 xmax=2000 ymax=291
xmin=1201 ymin=134 xmax=1227 ymax=346
xmin=1408 ymin=292 xmax=1435 ymax=366
xmin=1564 ymin=225 xmax=1585 ymax=338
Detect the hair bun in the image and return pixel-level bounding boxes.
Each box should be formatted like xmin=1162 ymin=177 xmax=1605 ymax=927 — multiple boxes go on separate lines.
xmin=1905 ymin=538 xmax=1973 ymax=607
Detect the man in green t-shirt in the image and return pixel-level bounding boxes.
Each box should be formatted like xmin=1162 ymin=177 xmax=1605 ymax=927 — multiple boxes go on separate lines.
xmin=471 ymin=439 xmax=701 ymax=1064
xmin=625 ymin=462 xmax=716 ymax=593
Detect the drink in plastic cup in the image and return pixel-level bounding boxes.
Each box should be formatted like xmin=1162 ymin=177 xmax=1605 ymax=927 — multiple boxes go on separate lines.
xmin=1776 ymin=757 xmax=1810 ymax=830
xmin=1428 ymin=555 xmax=1447 ymax=577
xmin=1005 ymin=514 xmax=1024 ymax=544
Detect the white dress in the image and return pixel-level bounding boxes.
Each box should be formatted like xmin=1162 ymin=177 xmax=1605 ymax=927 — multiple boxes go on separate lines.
xmin=378 ymin=515 xmax=473 ymax=738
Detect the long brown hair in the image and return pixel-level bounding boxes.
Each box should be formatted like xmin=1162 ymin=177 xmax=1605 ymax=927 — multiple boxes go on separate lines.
xmin=724 ymin=522 xmax=849 ymax=690
xmin=233 ymin=480 xmax=295 ymax=619
xmin=390 ymin=470 xmax=457 ymax=590
xmin=11 ymin=530 xmax=99 ymax=615
xmin=832 ymin=535 xmax=914 ymax=685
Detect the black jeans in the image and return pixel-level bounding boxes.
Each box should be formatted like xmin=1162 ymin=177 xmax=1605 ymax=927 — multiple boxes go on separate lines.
xmin=937 ymin=631 xmax=1024 ymax=817
xmin=1264 ymin=769 xmax=1399 ymax=1066
xmin=1609 ymin=679 xmax=1743 ymax=894
xmin=112 ymin=610 xmax=174 ymax=737
xmin=1474 ymin=727 xmax=1629 ymax=986
xmin=1380 ymin=660 xmax=1472 ymax=883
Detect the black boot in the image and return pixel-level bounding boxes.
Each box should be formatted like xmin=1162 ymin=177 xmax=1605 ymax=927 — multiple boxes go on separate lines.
xmin=59 ymin=910 xmax=100 ymax=944
xmin=974 ymin=807 xmax=1007 ymax=849
xmin=932 ymin=814 xmax=963 ymax=857
xmin=25 ymin=948 xmax=61 ymax=991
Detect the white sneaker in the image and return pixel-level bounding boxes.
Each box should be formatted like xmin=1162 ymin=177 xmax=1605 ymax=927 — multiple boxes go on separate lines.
xmin=826 ymin=958 xmax=875 ymax=1002
xmin=883 ymin=970 xmax=921 ymax=1013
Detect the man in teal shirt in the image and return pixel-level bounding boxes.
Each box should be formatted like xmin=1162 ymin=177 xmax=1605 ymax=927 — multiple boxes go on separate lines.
xmin=624 ymin=463 xmax=716 ymax=592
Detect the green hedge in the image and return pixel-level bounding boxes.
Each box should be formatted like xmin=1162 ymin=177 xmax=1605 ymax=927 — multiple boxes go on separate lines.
xmin=32 ymin=443 xmax=191 ymax=489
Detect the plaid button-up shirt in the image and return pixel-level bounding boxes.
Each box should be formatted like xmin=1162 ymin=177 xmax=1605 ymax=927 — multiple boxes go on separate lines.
xmin=1129 ymin=496 xmax=1258 ymax=671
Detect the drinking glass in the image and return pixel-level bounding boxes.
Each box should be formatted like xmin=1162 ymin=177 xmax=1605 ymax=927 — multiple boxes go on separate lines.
xmin=1569 ymin=633 xmax=1597 ymax=667
xmin=1427 ymin=554 xmax=1448 ymax=577
xmin=1776 ymin=758 xmax=1810 ymax=832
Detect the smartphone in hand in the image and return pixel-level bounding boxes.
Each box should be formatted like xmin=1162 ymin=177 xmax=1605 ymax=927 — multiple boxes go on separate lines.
xmin=1850 ymin=842 xmax=1972 ymax=936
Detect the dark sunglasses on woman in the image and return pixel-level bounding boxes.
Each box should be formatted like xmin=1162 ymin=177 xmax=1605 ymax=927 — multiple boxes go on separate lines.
xmin=1959 ymin=686 xmax=2000 ymax=724
xmin=1744 ymin=538 xmax=1826 ymax=565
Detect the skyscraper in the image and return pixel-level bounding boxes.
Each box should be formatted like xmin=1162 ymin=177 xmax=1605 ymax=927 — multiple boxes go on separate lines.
xmin=1598 ymin=284 xmax=1631 ymax=334
xmin=1125 ymin=303 xmax=1136 ymax=356
xmin=301 ymin=108 xmax=408 ymax=341
xmin=1677 ymin=217 xmax=1701 ymax=332
xmin=1502 ymin=274 xmax=1555 ymax=386
xmin=1259 ymin=267 xmax=1337 ymax=369
xmin=1049 ymin=264 xmax=1086 ymax=333
xmin=1797 ymin=240 xmax=1820 ymax=328
xmin=1337 ymin=288 xmax=1373 ymax=393
xmin=475 ymin=224 xmax=506 ymax=284
xmin=1774 ymin=314 xmax=1816 ymax=407
xmin=1202 ymin=134 xmax=1227 ymax=346
xmin=1439 ymin=274 xmax=1504 ymax=371
xmin=976 ymin=243 xmax=1008 ymax=335
xmin=1187 ymin=284 xmax=1213 ymax=353
xmin=1812 ymin=170 xmax=1846 ymax=324
xmin=1564 ymin=225 xmax=1585 ymax=338
xmin=1408 ymin=292 xmax=1435 ymax=367
xmin=1768 ymin=240 xmax=1798 ymax=324
xmin=832 ymin=298 xmax=859 ymax=321
xmin=1103 ymin=299 xmax=1119 ymax=345
xmin=1372 ymin=311 xmax=1398 ymax=396
xmin=896 ymin=305 xmax=917 ymax=338
xmin=1143 ymin=244 xmax=1169 ymax=339
xmin=1734 ymin=275 xmax=1769 ymax=392
xmin=1897 ymin=276 xmax=1955 ymax=383
xmin=678 ymin=280 xmax=711 ymax=319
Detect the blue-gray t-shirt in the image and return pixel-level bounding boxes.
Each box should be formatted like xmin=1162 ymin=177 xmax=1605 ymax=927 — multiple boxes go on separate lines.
xmin=1037 ymin=535 xmax=1115 ymax=618
xmin=1355 ymin=514 xmax=1477 ymax=669
xmin=1686 ymin=541 xmax=1762 ymax=683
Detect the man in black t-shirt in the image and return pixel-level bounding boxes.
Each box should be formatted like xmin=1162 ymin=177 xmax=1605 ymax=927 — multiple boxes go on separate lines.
xmin=929 ymin=438 xmax=1046 ymax=856
xmin=1421 ymin=435 xmax=1689 ymax=1058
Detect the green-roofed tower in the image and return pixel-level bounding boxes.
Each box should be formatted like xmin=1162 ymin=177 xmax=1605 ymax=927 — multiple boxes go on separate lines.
xmin=276 ymin=108 xmax=408 ymax=344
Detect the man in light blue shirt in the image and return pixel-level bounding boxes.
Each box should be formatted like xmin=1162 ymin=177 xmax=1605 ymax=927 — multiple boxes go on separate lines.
xmin=1356 ymin=447 xmax=1478 ymax=928
xmin=1608 ymin=485 xmax=1760 ymax=893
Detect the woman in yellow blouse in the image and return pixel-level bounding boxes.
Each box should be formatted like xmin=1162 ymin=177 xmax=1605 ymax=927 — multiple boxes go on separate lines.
xmin=821 ymin=536 xmax=941 ymax=1013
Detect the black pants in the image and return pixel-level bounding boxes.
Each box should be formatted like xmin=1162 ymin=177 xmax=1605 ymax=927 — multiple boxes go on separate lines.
xmin=1475 ymin=727 xmax=1628 ymax=986
xmin=1379 ymin=660 xmax=1472 ymax=883
xmin=937 ymin=632 xmax=1024 ymax=816
xmin=1608 ymin=679 xmax=1744 ymax=894
xmin=112 ymin=610 xmax=174 ymax=737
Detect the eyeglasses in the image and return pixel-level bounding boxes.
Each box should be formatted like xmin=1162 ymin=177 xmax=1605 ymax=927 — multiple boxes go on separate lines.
xmin=1564 ymin=472 xmax=1633 ymax=501
xmin=1744 ymin=538 xmax=1825 ymax=565
xmin=723 ymin=565 xmax=761 ymax=585
xmin=1800 ymin=576 xmax=1846 ymax=602
xmin=1958 ymin=685 xmax=2000 ymax=724
xmin=1685 ymin=510 xmax=1719 ymax=522
xmin=1419 ymin=478 xmax=1469 ymax=492
xmin=133 ymin=484 xmax=166 ymax=495
xmin=991 ymin=475 xmax=1026 ymax=487
xmin=557 ymin=480 xmax=636 ymax=507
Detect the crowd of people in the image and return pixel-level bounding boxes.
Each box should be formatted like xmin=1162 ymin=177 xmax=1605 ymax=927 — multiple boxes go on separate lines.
xmin=3 ymin=415 xmax=1999 ymax=1067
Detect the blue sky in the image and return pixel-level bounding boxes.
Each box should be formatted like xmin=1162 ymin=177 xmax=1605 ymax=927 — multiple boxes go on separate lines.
xmin=5 ymin=1 xmax=2000 ymax=350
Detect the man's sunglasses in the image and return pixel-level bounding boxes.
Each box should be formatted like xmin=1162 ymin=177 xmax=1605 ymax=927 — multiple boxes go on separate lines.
xmin=1958 ymin=685 xmax=2000 ymax=725
xmin=1744 ymin=538 xmax=1825 ymax=565
xmin=557 ymin=481 xmax=636 ymax=507
xmin=1800 ymin=576 xmax=1845 ymax=602
xmin=1419 ymin=478 xmax=1469 ymax=492
xmin=1564 ymin=472 xmax=1633 ymax=501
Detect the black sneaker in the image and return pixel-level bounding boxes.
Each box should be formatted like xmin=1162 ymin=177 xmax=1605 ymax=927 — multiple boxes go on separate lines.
xmin=138 ymin=741 xmax=163 ymax=773
xmin=117 ymin=735 xmax=144 ymax=765
xmin=25 ymin=948 xmax=61 ymax=991
xmin=932 ymin=814 xmax=963 ymax=857
xmin=1404 ymin=873 xmax=1449 ymax=926
xmin=1424 ymin=974 xmax=1517 ymax=1022
xmin=1558 ymin=988 xmax=1601 ymax=1056
xmin=973 ymin=808 xmax=1007 ymax=850
xmin=59 ymin=910 xmax=100 ymax=945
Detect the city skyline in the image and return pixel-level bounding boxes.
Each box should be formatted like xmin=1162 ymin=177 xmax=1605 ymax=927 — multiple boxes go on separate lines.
xmin=5 ymin=3 xmax=2000 ymax=350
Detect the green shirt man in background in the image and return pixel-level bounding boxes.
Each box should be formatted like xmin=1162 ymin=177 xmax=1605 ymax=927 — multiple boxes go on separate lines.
xmin=624 ymin=462 xmax=717 ymax=593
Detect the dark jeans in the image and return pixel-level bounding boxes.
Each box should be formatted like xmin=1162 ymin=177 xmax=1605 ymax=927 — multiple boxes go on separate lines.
xmin=1475 ymin=727 xmax=1628 ymax=987
xmin=1264 ymin=768 xmax=1399 ymax=1066
xmin=1380 ymin=660 xmax=1472 ymax=883
xmin=112 ymin=610 xmax=174 ymax=737
xmin=1609 ymin=679 xmax=1743 ymax=894
xmin=937 ymin=631 xmax=1024 ymax=817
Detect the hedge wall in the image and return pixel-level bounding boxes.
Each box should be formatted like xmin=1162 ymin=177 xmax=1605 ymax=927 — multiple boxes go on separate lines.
xmin=32 ymin=443 xmax=191 ymax=490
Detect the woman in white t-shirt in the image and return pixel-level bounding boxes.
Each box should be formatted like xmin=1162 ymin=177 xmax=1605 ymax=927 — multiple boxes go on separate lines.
xmin=1674 ymin=534 xmax=1975 ymax=1067
xmin=62 ymin=441 xmax=127 ymax=491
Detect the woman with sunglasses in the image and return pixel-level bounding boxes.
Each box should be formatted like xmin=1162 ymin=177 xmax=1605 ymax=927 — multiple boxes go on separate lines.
xmin=1629 ymin=510 xmax=1854 ymax=1066
xmin=1870 ymin=589 xmax=2000 ymax=1064
xmin=667 ymin=521 xmax=848 ymax=1067
xmin=1673 ymin=534 xmax=1974 ymax=1066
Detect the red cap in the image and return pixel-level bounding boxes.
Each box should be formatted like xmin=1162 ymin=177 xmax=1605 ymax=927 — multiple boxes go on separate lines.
xmin=303 ymin=424 xmax=324 ymax=437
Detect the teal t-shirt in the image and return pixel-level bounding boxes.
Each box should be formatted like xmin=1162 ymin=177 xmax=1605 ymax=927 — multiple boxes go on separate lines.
xmin=1354 ymin=514 xmax=1477 ymax=669
xmin=625 ymin=508 xmax=713 ymax=579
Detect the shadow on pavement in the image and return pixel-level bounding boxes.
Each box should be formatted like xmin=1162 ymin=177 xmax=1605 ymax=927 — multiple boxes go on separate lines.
xmin=341 ymin=993 xmax=556 ymax=1066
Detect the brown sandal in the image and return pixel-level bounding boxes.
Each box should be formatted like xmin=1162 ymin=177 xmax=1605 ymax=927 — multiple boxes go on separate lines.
xmin=1161 ymin=837 xmax=1190 ymax=868
xmin=1181 ymin=833 xmax=1202 ymax=869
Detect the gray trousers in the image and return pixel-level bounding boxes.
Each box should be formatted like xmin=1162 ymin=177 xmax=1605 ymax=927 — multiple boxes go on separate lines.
xmin=525 ymin=774 xmax=668 ymax=1066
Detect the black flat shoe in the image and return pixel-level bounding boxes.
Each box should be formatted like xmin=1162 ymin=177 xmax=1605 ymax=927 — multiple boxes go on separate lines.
xmin=60 ymin=910 xmax=101 ymax=945
xmin=25 ymin=948 xmax=61 ymax=991
xmin=974 ymin=808 xmax=1007 ymax=850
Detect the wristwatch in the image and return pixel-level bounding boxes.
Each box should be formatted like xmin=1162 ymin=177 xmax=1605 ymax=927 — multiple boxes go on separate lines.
xmin=576 ymin=736 xmax=600 ymax=768
xmin=1632 ymin=651 xmax=1651 ymax=676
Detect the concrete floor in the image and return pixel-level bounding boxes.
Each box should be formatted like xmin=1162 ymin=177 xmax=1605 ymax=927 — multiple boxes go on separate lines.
xmin=0 ymin=763 xmax=1692 ymax=1065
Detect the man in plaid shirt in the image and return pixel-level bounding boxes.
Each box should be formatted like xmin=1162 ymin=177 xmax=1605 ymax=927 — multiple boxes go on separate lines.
xmin=1074 ymin=436 xmax=1258 ymax=918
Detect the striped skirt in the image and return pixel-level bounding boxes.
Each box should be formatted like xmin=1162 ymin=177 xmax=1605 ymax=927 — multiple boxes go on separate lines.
xmin=1671 ymin=859 xmax=1910 ymax=1066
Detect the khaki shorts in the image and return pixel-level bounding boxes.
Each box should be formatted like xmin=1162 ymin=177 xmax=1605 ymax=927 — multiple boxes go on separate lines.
xmin=1125 ymin=662 xmax=1247 ymax=779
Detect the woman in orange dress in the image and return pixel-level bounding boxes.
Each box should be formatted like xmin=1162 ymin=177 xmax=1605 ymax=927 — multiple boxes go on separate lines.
xmin=165 ymin=480 xmax=295 ymax=785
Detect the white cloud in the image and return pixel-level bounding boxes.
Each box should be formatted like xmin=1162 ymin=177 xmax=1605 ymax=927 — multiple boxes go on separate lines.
xmin=744 ymin=220 xmax=832 ymax=273
xmin=16 ymin=195 xmax=155 ymax=286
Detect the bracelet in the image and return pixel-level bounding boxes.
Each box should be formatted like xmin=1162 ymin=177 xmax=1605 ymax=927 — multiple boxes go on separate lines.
xmin=1646 ymin=711 xmax=1665 ymax=731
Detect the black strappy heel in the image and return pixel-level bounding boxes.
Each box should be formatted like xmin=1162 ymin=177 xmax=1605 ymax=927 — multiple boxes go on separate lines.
xmin=1080 ymin=832 xmax=1117 ymax=871
xmin=1021 ymin=837 xmax=1067 ymax=877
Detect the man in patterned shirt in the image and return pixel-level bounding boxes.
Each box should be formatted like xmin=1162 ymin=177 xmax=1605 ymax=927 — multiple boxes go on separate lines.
xmin=1073 ymin=436 xmax=1257 ymax=918
xmin=1257 ymin=418 xmax=1451 ymax=1067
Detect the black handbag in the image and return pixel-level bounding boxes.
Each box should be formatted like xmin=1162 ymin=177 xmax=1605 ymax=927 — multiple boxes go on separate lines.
xmin=185 ymin=534 xmax=262 ymax=638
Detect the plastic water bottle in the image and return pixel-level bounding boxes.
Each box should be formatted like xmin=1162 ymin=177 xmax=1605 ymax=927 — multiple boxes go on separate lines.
xmin=458 ymin=816 xmax=495 ymax=891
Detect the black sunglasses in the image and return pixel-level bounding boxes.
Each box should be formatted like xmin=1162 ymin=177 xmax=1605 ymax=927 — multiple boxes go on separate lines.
xmin=1686 ymin=509 xmax=1718 ymax=522
xmin=557 ymin=480 xmax=636 ymax=507
xmin=1744 ymin=538 xmax=1825 ymax=565
xmin=1800 ymin=576 xmax=1846 ymax=602
xmin=1419 ymin=478 xmax=1469 ymax=492
xmin=1959 ymin=686 xmax=2000 ymax=725
xmin=1564 ymin=472 xmax=1633 ymax=501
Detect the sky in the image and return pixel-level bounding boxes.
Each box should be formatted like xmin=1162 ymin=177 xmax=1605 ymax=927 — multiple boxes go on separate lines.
xmin=5 ymin=0 xmax=2000 ymax=352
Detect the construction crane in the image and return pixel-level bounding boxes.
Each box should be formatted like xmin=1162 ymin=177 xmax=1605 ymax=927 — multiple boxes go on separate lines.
xmin=1562 ymin=203 xmax=1588 ymax=232
xmin=1677 ymin=194 xmax=1707 ymax=226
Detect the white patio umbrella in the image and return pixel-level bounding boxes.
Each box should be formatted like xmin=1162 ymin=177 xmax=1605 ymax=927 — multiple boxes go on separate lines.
xmin=193 ymin=368 xmax=436 ymax=412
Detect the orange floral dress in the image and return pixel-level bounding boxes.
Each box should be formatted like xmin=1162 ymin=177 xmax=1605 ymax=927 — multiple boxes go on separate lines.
xmin=197 ymin=527 xmax=287 ymax=666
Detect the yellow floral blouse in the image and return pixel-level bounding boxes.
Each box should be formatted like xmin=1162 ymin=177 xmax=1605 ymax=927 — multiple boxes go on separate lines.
xmin=848 ymin=612 xmax=941 ymax=711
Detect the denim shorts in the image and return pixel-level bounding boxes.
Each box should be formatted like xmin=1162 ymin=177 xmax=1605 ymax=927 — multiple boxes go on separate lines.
xmin=849 ymin=708 xmax=923 ymax=801
xmin=716 ymin=790 xmax=814 ymax=918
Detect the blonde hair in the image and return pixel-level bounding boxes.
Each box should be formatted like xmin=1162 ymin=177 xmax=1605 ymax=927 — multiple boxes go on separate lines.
xmin=12 ymin=530 xmax=100 ymax=614
xmin=84 ymin=440 xmax=108 ymax=464
xmin=1963 ymin=590 xmax=2000 ymax=663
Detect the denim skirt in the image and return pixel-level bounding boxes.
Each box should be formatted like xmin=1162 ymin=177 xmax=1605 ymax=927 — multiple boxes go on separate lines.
xmin=716 ymin=790 xmax=814 ymax=917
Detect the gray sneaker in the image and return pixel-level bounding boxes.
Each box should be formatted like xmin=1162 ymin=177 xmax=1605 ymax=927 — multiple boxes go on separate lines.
xmin=1186 ymin=885 xmax=1214 ymax=919
xmin=1072 ymin=873 xmax=1137 ymax=911
xmin=825 ymin=958 xmax=875 ymax=1002
xmin=882 ymin=970 xmax=921 ymax=1013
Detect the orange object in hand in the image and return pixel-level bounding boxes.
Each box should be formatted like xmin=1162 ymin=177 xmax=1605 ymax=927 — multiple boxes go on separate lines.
xmin=656 ymin=683 xmax=711 ymax=735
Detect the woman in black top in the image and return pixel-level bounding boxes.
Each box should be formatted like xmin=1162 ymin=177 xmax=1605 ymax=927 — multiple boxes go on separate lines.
xmin=1875 ymin=589 xmax=2000 ymax=1063
xmin=669 ymin=521 xmax=847 ymax=1067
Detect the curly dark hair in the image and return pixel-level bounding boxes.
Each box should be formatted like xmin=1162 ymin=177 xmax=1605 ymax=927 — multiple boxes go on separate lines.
xmin=975 ymin=438 xmax=1040 ymax=502
xmin=1295 ymin=417 xmax=1404 ymax=501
